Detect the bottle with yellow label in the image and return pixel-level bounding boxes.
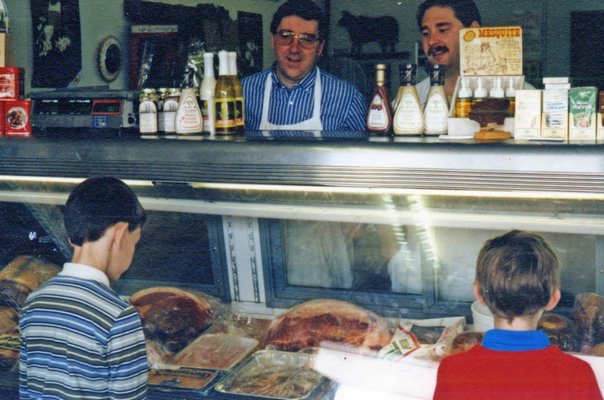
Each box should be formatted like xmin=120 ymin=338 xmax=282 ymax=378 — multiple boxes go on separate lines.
xmin=214 ymin=50 xmax=237 ymax=134
xmin=455 ymin=77 xmax=473 ymax=118
xmin=228 ymin=51 xmax=244 ymax=132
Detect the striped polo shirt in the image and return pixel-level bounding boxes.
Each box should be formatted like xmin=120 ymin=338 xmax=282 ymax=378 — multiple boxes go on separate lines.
xmin=19 ymin=263 xmax=148 ymax=400
xmin=242 ymin=66 xmax=367 ymax=131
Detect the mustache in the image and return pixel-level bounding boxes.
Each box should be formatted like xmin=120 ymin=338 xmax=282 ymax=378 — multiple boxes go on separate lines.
xmin=427 ymin=45 xmax=448 ymax=56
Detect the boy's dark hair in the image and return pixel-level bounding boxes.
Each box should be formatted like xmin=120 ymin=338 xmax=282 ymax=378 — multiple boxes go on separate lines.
xmin=416 ymin=0 xmax=482 ymax=31
xmin=475 ymin=230 xmax=560 ymax=321
xmin=270 ymin=0 xmax=328 ymax=40
xmin=64 ymin=177 xmax=146 ymax=246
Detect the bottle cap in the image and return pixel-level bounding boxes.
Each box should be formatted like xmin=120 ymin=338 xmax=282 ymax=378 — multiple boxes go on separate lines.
xmin=490 ymin=77 xmax=504 ymax=98
xmin=474 ymin=78 xmax=487 ymax=98
xmin=457 ymin=77 xmax=473 ymax=98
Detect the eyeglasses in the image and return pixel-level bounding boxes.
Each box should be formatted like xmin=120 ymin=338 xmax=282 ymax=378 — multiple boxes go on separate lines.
xmin=275 ymin=30 xmax=320 ymax=49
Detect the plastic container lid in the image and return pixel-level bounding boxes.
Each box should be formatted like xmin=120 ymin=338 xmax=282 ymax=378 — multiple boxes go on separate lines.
xmin=506 ymin=77 xmax=517 ymax=98
xmin=490 ymin=77 xmax=504 ymax=98
xmin=457 ymin=77 xmax=473 ymax=98
xmin=471 ymin=300 xmax=494 ymax=332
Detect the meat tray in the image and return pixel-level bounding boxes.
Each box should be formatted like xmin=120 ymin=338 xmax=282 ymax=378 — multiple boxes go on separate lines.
xmin=169 ymin=333 xmax=259 ymax=371
xmin=212 ymin=350 xmax=327 ymax=400
xmin=149 ymin=366 xmax=225 ymax=398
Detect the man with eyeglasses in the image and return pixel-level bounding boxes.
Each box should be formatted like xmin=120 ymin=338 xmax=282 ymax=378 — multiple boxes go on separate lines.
xmin=242 ymin=0 xmax=366 ymax=131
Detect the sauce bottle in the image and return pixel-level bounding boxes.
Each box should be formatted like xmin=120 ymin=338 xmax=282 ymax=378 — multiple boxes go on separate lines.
xmin=366 ymin=64 xmax=393 ymax=134
xmin=506 ymin=76 xmax=517 ymax=117
xmin=490 ymin=77 xmax=505 ymax=99
xmin=200 ymin=52 xmax=216 ymax=134
xmin=156 ymin=88 xmax=167 ymax=133
xmin=138 ymin=88 xmax=158 ymax=134
xmin=228 ymin=51 xmax=244 ymax=132
xmin=214 ymin=50 xmax=238 ymax=134
xmin=393 ymin=63 xmax=424 ymax=135
xmin=455 ymin=77 xmax=473 ymax=118
xmin=473 ymin=77 xmax=487 ymax=105
xmin=423 ymin=64 xmax=448 ymax=135
xmin=175 ymin=68 xmax=203 ymax=134
xmin=162 ymin=88 xmax=180 ymax=134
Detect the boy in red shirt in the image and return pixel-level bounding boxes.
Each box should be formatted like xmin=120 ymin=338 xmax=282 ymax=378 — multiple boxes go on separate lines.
xmin=433 ymin=230 xmax=602 ymax=399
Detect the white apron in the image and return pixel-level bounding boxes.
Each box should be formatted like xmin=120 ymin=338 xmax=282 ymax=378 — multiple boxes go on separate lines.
xmin=259 ymin=68 xmax=323 ymax=131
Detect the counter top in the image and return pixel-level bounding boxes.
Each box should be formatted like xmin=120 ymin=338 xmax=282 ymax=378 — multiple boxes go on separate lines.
xmin=1 ymin=130 xmax=604 ymax=193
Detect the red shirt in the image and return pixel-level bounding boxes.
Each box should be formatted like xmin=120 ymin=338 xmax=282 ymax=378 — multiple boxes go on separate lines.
xmin=433 ymin=345 xmax=602 ymax=399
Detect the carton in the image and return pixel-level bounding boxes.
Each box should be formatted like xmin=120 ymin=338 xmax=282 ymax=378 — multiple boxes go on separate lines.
xmin=514 ymin=89 xmax=541 ymax=139
xmin=598 ymin=91 xmax=604 ymax=143
xmin=541 ymin=89 xmax=568 ymax=140
xmin=569 ymin=87 xmax=597 ymax=141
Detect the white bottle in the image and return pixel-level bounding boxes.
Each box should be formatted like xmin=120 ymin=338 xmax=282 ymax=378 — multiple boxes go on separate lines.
xmin=138 ymin=88 xmax=158 ymax=134
xmin=393 ymin=63 xmax=424 ymax=135
xmin=423 ymin=64 xmax=449 ymax=135
xmin=200 ymin=52 xmax=216 ymax=134
xmin=162 ymin=88 xmax=180 ymax=133
xmin=176 ymin=69 xmax=203 ymax=134
xmin=490 ymin=77 xmax=504 ymax=98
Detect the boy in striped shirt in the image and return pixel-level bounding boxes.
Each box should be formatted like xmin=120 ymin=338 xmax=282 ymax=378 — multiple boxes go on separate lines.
xmin=19 ymin=177 xmax=149 ymax=400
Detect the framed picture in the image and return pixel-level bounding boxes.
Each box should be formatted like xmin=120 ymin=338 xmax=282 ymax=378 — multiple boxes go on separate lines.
xmin=237 ymin=11 xmax=263 ymax=78
xmin=31 ymin=0 xmax=81 ymax=87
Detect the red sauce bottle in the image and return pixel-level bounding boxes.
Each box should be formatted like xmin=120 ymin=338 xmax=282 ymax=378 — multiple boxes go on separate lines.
xmin=366 ymin=64 xmax=393 ymax=134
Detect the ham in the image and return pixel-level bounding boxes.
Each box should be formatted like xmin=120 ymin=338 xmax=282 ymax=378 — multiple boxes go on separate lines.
xmin=265 ymin=299 xmax=392 ymax=352
xmin=130 ymin=287 xmax=218 ymax=354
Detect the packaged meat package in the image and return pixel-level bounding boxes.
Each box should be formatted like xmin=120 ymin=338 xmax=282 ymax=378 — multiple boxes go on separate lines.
xmin=378 ymin=316 xmax=466 ymax=363
xmin=169 ymin=332 xmax=258 ymax=371
xmin=265 ymin=299 xmax=392 ymax=352
xmin=149 ymin=366 xmax=224 ymax=397
xmin=130 ymin=286 xmax=228 ymax=357
xmin=0 ymin=256 xmax=61 ymax=312
xmin=538 ymin=312 xmax=581 ymax=352
xmin=214 ymin=350 xmax=327 ymax=400
xmin=572 ymin=292 xmax=604 ymax=353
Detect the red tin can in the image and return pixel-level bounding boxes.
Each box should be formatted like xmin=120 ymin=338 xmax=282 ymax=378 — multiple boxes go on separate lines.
xmin=0 ymin=67 xmax=24 ymax=101
xmin=4 ymin=100 xmax=31 ymax=136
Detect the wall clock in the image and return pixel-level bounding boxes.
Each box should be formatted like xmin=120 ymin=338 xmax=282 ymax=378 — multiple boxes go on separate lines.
xmin=98 ymin=36 xmax=122 ymax=82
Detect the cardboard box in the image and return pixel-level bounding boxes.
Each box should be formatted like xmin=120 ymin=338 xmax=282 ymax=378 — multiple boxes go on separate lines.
xmin=514 ymin=89 xmax=542 ymax=139
xmin=569 ymin=87 xmax=597 ymax=141
xmin=541 ymin=89 xmax=568 ymax=140
xmin=4 ymin=99 xmax=31 ymax=136
xmin=0 ymin=67 xmax=24 ymax=100
xmin=460 ymin=26 xmax=523 ymax=76
xmin=598 ymin=91 xmax=604 ymax=143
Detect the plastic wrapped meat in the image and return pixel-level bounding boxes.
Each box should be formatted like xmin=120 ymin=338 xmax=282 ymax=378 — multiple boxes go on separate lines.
xmin=215 ymin=350 xmax=325 ymax=399
xmin=170 ymin=333 xmax=258 ymax=370
xmin=537 ymin=313 xmax=580 ymax=352
xmin=572 ymin=292 xmax=604 ymax=352
xmin=265 ymin=299 xmax=392 ymax=352
xmin=130 ymin=287 xmax=225 ymax=354
xmin=0 ymin=256 xmax=61 ymax=311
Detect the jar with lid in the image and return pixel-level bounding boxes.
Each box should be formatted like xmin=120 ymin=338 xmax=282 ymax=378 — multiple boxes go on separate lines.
xmin=162 ymin=88 xmax=180 ymax=134
xmin=156 ymin=88 xmax=168 ymax=133
xmin=139 ymin=88 xmax=158 ymax=134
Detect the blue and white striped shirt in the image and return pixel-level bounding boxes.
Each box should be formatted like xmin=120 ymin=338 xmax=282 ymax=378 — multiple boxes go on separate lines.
xmin=243 ymin=66 xmax=367 ymax=131
xmin=19 ymin=263 xmax=148 ymax=400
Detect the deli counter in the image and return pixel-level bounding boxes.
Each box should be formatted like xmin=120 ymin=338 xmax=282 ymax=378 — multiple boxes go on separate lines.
xmin=1 ymin=131 xmax=603 ymax=398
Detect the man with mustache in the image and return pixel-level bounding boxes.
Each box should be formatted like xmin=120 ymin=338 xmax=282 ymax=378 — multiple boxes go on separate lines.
xmin=416 ymin=0 xmax=481 ymax=106
xmin=243 ymin=0 xmax=366 ymax=131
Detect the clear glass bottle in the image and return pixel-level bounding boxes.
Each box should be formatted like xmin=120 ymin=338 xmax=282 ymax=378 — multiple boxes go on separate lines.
xmin=228 ymin=51 xmax=244 ymax=132
xmin=423 ymin=64 xmax=448 ymax=135
xmin=156 ymin=88 xmax=168 ymax=133
xmin=393 ymin=64 xmax=424 ymax=135
xmin=138 ymin=88 xmax=158 ymax=134
xmin=200 ymin=52 xmax=216 ymax=134
xmin=214 ymin=50 xmax=237 ymax=134
xmin=366 ymin=64 xmax=393 ymax=134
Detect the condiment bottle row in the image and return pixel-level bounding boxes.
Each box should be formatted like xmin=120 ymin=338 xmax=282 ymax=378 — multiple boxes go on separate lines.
xmin=139 ymin=50 xmax=243 ymax=135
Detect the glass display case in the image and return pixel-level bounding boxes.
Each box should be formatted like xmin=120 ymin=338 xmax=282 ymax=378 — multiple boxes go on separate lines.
xmin=1 ymin=132 xmax=603 ymax=397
